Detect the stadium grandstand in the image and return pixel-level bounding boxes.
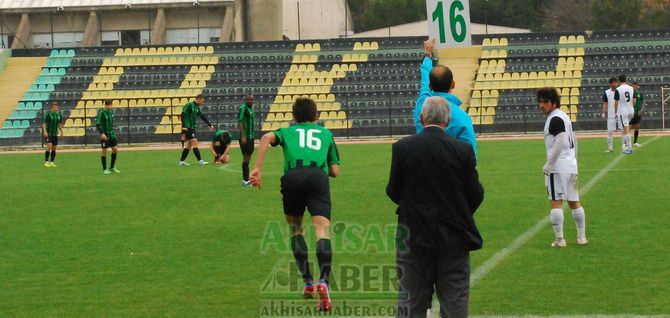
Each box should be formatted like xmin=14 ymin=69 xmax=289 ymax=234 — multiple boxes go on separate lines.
xmin=0 ymin=1 xmax=668 ymax=146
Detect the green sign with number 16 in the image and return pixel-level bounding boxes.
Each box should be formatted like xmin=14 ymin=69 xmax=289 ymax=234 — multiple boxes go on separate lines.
xmin=426 ymin=0 xmax=472 ymax=48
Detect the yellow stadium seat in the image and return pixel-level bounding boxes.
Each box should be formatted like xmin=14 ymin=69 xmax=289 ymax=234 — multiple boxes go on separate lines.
xmin=337 ymin=111 xmax=346 ymax=119
xmin=499 ymin=38 xmax=508 ymax=46
xmin=189 ymin=46 xmax=198 ymax=54
xmin=570 ymin=105 xmax=578 ymax=113
xmin=482 ymin=38 xmax=491 ymax=46
xmin=559 ymin=36 xmax=568 ymax=44
xmin=568 ymin=35 xmax=577 ymax=44
xmin=296 ymin=43 xmax=304 ymax=52
xmin=115 ymin=48 xmax=124 ymax=56
xmin=559 ymin=48 xmax=568 ymax=56
xmin=576 ymin=35 xmax=585 ymax=43
xmin=131 ymin=48 xmax=140 ymax=55
xmin=481 ymin=50 xmax=490 ymax=59
xmin=370 ymin=42 xmax=379 ymax=50
xmin=353 ymin=42 xmax=362 ymax=50
xmin=576 ymin=47 xmax=585 ymax=56
xmin=499 ymin=50 xmax=507 ymax=58
xmin=567 ymin=48 xmax=576 ymax=56
xmin=570 ymin=88 xmax=580 ymax=96
xmin=140 ymin=47 xmax=149 ymax=55
xmin=471 ymin=90 xmax=481 ymax=99
xmin=491 ymin=38 xmax=500 ymax=46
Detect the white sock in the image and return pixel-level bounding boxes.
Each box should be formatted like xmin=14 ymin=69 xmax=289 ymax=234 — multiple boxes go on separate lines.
xmin=607 ymin=131 xmax=614 ymax=149
xmin=625 ymin=134 xmax=632 ymax=149
xmin=572 ymin=207 xmax=586 ymax=239
xmin=550 ymin=208 xmax=564 ymax=240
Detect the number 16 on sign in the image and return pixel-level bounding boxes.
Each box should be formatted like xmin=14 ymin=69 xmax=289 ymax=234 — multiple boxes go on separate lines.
xmin=426 ymin=0 xmax=472 ymax=48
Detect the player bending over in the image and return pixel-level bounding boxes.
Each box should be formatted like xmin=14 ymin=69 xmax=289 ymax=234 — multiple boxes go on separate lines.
xmin=42 ymin=102 xmax=63 ymax=167
xmin=179 ymin=94 xmax=213 ymax=166
xmin=97 ymin=100 xmax=120 ymax=174
xmin=250 ymin=97 xmax=340 ymax=312
xmin=538 ymin=87 xmax=588 ymax=248
xmin=210 ymin=130 xmax=232 ymax=164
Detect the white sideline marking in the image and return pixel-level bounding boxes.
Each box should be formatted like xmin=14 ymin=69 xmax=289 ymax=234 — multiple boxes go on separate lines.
xmin=430 ymin=136 xmax=661 ymax=318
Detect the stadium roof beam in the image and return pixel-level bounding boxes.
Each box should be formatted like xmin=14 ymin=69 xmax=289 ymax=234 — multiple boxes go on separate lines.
xmin=0 ymin=0 xmax=233 ymax=14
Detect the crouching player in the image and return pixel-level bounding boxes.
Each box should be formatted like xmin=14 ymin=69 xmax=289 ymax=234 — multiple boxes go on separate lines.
xmin=211 ymin=130 xmax=232 ymax=164
xmin=250 ymin=97 xmax=340 ymax=312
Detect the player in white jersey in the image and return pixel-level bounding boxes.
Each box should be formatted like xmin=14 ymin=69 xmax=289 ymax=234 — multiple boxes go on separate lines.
xmin=614 ymin=74 xmax=635 ymax=154
xmin=601 ymin=77 xmax=619 ymax=152
xmin=538 ymin=87 xmax=588 ymax=248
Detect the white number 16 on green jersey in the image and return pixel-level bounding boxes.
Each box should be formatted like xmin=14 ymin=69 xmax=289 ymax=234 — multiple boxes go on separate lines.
xmin=296 ymin=128 xmax=322 ymax=150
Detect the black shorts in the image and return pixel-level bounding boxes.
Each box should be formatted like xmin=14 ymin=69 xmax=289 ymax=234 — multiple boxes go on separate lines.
xmin=45 ymin=136 xmax=59 ymax=146
xmin=280 ymin=167 xmax=331 ymax=219
xmin=239 ymin=138 xmax=255 ymax=155
xmin=630 ymin=114 xmax=641 ymax=125
xmin=183 ymin=128 xmax=196 ymax=140
xmin=101 ymin=138 xmax=118 ymax=149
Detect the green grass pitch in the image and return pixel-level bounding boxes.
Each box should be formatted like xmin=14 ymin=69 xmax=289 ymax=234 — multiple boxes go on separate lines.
xmin=1 ymin=136 xmax=669 ymax=317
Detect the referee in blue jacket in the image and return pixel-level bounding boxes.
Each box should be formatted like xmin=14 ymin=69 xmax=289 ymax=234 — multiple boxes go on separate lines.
xmin=414 ymin=38 xmax=477 ymax=157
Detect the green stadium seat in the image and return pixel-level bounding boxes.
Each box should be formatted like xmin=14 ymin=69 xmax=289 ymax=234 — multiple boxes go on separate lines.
xmin=57 ymin=68 xmax=66 ymax=75
xmin=66 ymin=49 xmax=75 ymax=57
xmin=17 ymin=102 xmax=26 ymax=110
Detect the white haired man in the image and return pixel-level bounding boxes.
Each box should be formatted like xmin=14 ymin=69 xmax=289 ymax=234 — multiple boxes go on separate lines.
xmin=387 ymin=96 xmax=484 ymax=318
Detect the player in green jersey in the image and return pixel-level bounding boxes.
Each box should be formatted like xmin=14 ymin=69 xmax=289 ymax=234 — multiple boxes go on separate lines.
xmin=250 ymin=97 xmax=340 ymax=312
xmin=238 ymin=95 xmax=255 ymax=186
xmin=97 ymin=100 xmax=120 ymax=174
xmin=179 ymin=94 xmax=213 ymax=166
xmin=42 ymin=102 xmax=63 ymax=167
xmin=210 ymin=130 xmax=232 ymax=164
xmin=631 ymin=82 xmax=644 ymax=147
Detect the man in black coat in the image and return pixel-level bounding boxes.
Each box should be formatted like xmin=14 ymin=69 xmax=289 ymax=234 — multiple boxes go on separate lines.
xmin=387 ymin=96 xmax=484 ymax=318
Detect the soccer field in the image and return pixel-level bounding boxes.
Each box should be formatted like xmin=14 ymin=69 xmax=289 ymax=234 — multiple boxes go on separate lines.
xmin=1 ymin=135 xmax=669 ymax=317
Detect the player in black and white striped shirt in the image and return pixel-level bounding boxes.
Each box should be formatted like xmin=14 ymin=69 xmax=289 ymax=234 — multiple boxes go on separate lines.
xmin=538 ymin=87 xmax=588 ymax=248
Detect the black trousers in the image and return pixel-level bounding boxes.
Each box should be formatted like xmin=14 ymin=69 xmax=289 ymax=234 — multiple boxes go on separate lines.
xmin=396 ymin=245 xmax=470 ymax=318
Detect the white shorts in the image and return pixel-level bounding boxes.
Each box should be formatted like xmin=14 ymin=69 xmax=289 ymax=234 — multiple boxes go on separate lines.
xmin=607 ymin=117 xmax=618 ymax=131
xmin=545 ymin=173 xmax=580 ymax=202
xmin=618 ymin=113 xmax=633 ymax=128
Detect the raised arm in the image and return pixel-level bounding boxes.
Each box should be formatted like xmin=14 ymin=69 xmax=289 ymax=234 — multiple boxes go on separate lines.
xmin=414 ymin=39 xmax=437 ymax=133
